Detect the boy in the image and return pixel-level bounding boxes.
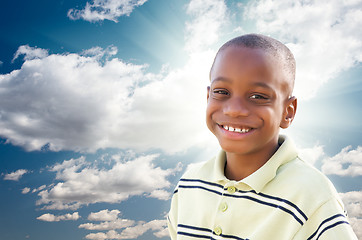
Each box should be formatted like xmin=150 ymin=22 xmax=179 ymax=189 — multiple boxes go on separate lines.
xmin=167 ymin=34 xmax=358 ymax=239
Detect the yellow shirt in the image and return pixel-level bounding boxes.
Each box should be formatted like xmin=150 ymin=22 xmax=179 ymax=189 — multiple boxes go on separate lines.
xmin=168 ymin=135 xmax=358 ymax=239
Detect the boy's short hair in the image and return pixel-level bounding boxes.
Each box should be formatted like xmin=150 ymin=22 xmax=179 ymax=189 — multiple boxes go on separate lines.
xmin=211 ymin=34 xmax=296 ymax=95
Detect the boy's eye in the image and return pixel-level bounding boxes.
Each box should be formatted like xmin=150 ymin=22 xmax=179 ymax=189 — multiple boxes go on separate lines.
xmin=250 ymin=94 xmax=267 ymax=100
xmin=249 ymin=94 xmax=271 ymax=103
xmin=213 ymin=89 xmax=229 ymax=95
xmin=210 ymin=88 xmax=230 ymax=100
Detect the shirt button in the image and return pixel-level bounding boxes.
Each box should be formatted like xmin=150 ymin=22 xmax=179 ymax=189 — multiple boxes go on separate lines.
xmin=219 ymin=202 xmax=228 ymax=212
xmin=214 ymin=226 xmax=222 ymax=236
xmin=227 ymin=186 xmax=236 ymax=194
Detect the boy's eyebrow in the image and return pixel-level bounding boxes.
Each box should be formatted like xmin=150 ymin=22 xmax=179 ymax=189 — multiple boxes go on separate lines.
xmin=211 ymin=76 xmax=232 ymax=83
xmin=211 ymin=77 xmax=276 ymax=92
xmin=252 ymin=81 xmax=275 ymax=91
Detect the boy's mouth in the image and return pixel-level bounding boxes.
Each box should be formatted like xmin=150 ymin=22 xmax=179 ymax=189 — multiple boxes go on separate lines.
xmin=218 ymin=124 xmax=252 ymax=133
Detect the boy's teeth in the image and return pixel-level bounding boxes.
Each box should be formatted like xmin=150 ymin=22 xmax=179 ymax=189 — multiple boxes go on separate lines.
xmin=222 ymin=125 xmax=250 ymax=133
xmin=234 ymin=128 xmax=241 ymax=133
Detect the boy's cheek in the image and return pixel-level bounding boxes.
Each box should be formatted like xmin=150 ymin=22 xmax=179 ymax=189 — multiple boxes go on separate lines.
xmin=206 ymin=86 xmax=210 ymax=101
xmin=205 ymin=115 xmax=216 ymax=134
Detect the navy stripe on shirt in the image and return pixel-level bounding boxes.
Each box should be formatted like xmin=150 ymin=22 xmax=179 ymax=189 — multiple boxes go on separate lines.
xmin=178 ymin=185 xmax=223 ymax=196
xmin=307 ymin=214 xmax=349 ymax=240
xmin=178 ymin=224 xmax=249 ymax=240
xmin=180 ymin=178 xmax=224 ymax=189
xmin=177 ymin=178 xmax=308 ymax=226
xmin=180 ymin=178 xmax=307 ymax=221
xmin=223 ymin=192 xmax=305 ymax=225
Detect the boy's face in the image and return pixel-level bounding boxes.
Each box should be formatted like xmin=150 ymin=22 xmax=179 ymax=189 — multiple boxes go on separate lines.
xmin=207 ymin=46 xmax=296 ymax=156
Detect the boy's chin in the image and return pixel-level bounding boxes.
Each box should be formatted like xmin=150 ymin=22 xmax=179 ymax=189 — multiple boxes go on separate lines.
xmin=218 ymin=141 xmax=255 ymax=155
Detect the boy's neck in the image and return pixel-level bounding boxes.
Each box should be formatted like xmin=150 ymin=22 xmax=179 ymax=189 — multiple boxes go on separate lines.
xmin=224 ymin=142 xmax=280 ymax=181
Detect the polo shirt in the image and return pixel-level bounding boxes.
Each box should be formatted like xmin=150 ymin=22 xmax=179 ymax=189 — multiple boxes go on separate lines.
xmin=167 ymin=135 xmax=358 ymax=239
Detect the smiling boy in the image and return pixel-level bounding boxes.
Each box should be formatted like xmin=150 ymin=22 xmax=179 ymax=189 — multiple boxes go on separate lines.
xmin=167 ymin=34 xmax=357 ymax=239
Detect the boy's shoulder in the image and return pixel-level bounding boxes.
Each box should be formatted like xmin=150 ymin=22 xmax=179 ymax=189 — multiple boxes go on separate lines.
xmin=268 ymin=155 xmax=344 ymax=215
xmin=278 ymin=156 xmax=338 ymax=196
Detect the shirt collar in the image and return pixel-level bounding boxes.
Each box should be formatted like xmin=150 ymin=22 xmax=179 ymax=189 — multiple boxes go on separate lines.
xmin=212 ymin=135 xmax=298 ymax=193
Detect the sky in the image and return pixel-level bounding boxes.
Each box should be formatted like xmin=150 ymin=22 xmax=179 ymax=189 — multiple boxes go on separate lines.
xmin=0 ymin=0 xmax=361 ymax=239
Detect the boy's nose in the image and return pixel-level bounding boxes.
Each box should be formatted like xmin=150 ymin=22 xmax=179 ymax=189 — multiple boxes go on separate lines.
xmin=223 ymin=97 xmax=250 ymax=118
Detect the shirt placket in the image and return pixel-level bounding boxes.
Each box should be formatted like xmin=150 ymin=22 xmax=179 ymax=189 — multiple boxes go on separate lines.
xmin=212 ymin=180 xmax=238 ymax=239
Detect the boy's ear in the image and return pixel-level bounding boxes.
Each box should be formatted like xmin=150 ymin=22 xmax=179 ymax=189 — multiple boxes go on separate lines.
xmin=207 ymin=86 xmax=210 ymax=101
xmin=280 ymin=96 xmax=297 ymax=129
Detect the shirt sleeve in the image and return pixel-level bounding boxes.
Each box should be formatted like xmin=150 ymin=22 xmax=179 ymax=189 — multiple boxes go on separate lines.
xmin=167 ymin=188 xmax=179 ymax=240
xmin=293 ymin=197 xmax=358 ymax=240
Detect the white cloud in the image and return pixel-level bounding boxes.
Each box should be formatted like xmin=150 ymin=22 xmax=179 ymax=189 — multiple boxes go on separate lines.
xmin=22 ymin=187 xmax=31 ymax=194
xmin=120 ymin=220 xmax=167 ymax=239
xmin=321 ymin=146 xmax=362 ymax=177
xmin=84 ymin=219 xmax=167 ymax=239
xmin=0 ymin=50 xmax=149 ymax=152
xmin=153 ymin=226 xmax=169 ymax=238
xmin=81 ymin=46 xmax=118 ymax=60
xmin=68 ymin=0 xmax=147 ymax=22
xmin=3 ymin=169 xmax=28 ymax=181
xmin=31 ymin=184 xmax=46 ymax=193
xmin=295 ymin=144 xmax=362 ymax=177
xmin=36 ymin=212 xmax=80 ymax=222
xmin=288 ymin=142 xmax=362 ymax=177
xmin=0 ymin=0 xmax=225 ymax=154
xmin=349 ymin=217 xmax=362 ymax=240
xmin=36 ymin=153 xmax=180 ymax=210
xmin=185 ymin=0 xmax=227 ymax=53
xmin=297 ymin=144 xmax=325 ymax=165
xmin=88 ymin=209 xmax=121 ymax=222
xmin=148 ymin=189 xmax=171 ymax=200
xmin=340 ymin=191 xmax=362 ymax=239
xmin=85 ymin=231 xmax=110 ymax=240
xmin=12 ymin=45 xmax=48 ymax=62
xmin=79 ymin=218 xmax=135 ymax=231
xmin=244 ymin=0 xmax=362 ymax=100
xmin=340 ymin=191 xmax=362 ymax=218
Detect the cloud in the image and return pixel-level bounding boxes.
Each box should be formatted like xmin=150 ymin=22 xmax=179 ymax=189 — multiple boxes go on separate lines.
xmin=119 ymin=220 xmax=168 ymax=239
xmin=184 ymin=0 xmax=227 ymax=53
xmin=0 ymin=49 xmax=150 ymax=152
xmin=12 ymin=45 xmax=48 ymax=62
xmin=84 ymin=219 xmax=168 ymax=239
xmin=36 ymin=153 xmax=180 ymax=210
xmin=297 ymin=144 xmax=325 ymax=165
xmin=79 ymin=219 xmax=135 ymax=231
xmin=296 ymin=143 xmax=362 ymax=177
xmin=22 ymin=187 xmax=31 ymax=194
xmin=88 ymin=209 xmax=121 ymax=222
xmin=340 ymin=191 xmax=362 ymax=239
xmin=80 ymin=210 xmax=169 ymax=239
xmin=68 ymin=0 xmax=147 ymax=22
xmin=349 ymin=217 xmax=362 ymax=240
xmin=36 ymin=212 xmax=80 ymax=222
xmin=244 ymin=0 xmax=362 ymax=100
xmin=31 ymin=184 xmax=46 ymax=193
xmin=148 ymin=189 xmax=171 ymax=200
xmin=0 ymin=0 xmax=226 ymax=154
xmin=81 ymin=46 xmax=118 ymax=61
xmin=340 ymin=191 xmax=362 ymax=219
xmin=321 ymin=146 xmax=362 ymax=177
xmin=3 ymin=169 xmax=28 ymax=181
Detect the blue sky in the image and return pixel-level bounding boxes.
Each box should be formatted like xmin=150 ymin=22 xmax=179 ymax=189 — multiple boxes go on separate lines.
xmin=0 ymin=0 xmax=361 ymax=239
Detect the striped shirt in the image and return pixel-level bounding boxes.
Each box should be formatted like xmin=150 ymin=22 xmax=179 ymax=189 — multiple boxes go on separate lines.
xmin=167 ymin=135 xmax=358 ymax=239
